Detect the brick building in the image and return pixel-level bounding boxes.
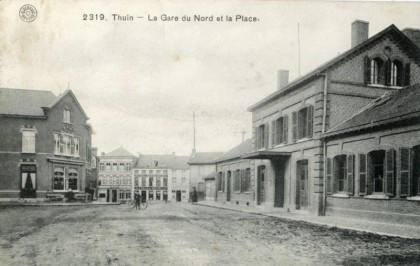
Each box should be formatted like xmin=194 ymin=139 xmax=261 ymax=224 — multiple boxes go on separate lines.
xmin=244 ymin=21 xmax=420 ymax=215
xmin=188 ymin=152 xmax=223 ymax=201
xmin=97 ymin=147 xmax=134 ymax=203
xmin=215 ymin=139 xmax=253 ymax=206
xmin=323 ymin=84 xmax=420 ymax=225
xmin=133 ymin=153 xmax=190 ymax=202
xmin=0 ymin=88 xmax=93 ymax=200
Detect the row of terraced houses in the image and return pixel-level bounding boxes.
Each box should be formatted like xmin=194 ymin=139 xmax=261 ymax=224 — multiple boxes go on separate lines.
xmin=203 ymin=20 xmax=420 ymax=226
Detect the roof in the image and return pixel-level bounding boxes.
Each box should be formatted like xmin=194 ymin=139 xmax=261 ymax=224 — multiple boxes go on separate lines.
xmin=188 ymin=152 xmax=224 ymax=165
xmin=135 ymin=154 xmax=190 ymax=170
xmin=0 ymin=88 xmax=57 ymax=116
xmin=248 ymin=24 xmax=420 ymax=112
xmin=47 ymin=90 xmax=89 ymax=120
xmin=103 ymin=146 xmax=135 ymax=158
xmin=215 ymin=139 xmax=253 ymax=163
xmin=324 ymin=84 xmax=420 ymax=138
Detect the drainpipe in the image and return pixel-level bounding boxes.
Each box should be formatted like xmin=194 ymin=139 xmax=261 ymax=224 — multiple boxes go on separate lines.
xmin=321 ymin=73 xmax=328 ymax=216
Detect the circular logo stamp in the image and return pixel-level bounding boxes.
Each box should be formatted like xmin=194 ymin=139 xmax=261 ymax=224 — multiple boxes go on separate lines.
xmin=19 ymin=4 xmax=37 ymax=22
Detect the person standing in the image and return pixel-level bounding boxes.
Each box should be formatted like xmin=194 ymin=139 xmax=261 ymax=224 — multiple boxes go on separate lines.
xmin=134 ymin=192 xmax=141 ymax=210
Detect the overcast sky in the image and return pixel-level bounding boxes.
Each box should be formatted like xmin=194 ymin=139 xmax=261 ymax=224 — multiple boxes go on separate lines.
xmin=1 ymin=0 xmax=420 ymax=156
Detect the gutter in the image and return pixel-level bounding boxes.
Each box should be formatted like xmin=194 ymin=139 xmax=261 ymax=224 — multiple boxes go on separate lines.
xmin=321 ymin=73 xmax=328 ymax=216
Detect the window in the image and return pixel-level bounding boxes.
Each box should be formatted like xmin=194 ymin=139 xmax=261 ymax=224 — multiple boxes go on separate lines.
xmin=99 ymin=163 xmax=105 ymax=171
xmin=134 ymin=170 xmax=139 ymax=175
xmin=119 ymin=163 xmax=124 ymax=171
xmin=126 ymin=191 xmax=131 ymax=199
xmin=221 ymin=172 xmax=226 ymax=192
xmin=241 ymin=168 xmax=251 ymax=192
xmin=105 ymin=163 xmax=111 ymax=171
xmin=22 ymin=130 xmax=36 ymax=153
xmin=163 ymin=177 xmax=168 ymax=187
xmin=234 ymin=170 xmax=240 ymax=192
xmin=156 ymin=170 xmax=161 ymax=174
xmin=113 ymin=163 xmax=118 ymax=171
xmin=163 ymin=170 xmax=168 ymax=175
xmin=256 ymin=123 xmax=269 ymax=149
xmin=63 ymin=108 xmax=71 ymax=123
xmin=53 ymin=167 xmax=65 ymax=190
xmin=142 ymin=170 xmax=146 ymax=174
xmin=149 ymin=177 xmax=153 ymax=186
xmin=21 ymin=165 xmax=36 ymax=190
xmin=181 ymin=178 xmax=186 ymax=186
xmin=119 ymin=190 xmax=125 ymax=199
xmin=53 ymin=167 xmax=78 ymax=191
xmin=68 ymin=168 xmax=78 ymax=190
xmin=172 ymin=177 xmax=177 ymax=186
xmin=271 ymin=116 xmax=288 ymax=146
xmin=53 ymin=133 xmax=80 ymax=157
xmin=149 ymin=170 xmax=153 ymax=174
xmin=126 ymin=163 xmax=131 ymax=171
xmin=364 ymin=56 xmax=410 ymax=87
xmin=292 ymin=106 xmax=314 ymax=141
xmin=156 ymin=177 xmax=161 ymax=187
xmin=335 ymin=155 xmax=347 ymax=192
xmin=141 ymin=177 xmax=146 ymax=186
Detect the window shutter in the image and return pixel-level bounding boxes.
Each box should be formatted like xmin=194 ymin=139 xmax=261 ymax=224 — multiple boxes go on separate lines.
xmin=385 ymin=58 xmax=391 ymax=86
xmin=359 ymin=154 xmax=367 ymax=195
xmin=398 ymin=62 xmax=404 ymax=87
xmin=271 ymin=120 xmax=276 ymax=147
xmin=332 ymin=157 xmax=339 ymax=194
xmin=366 ymin=154 xmax=373 ymax=195
xmin=264 ymin=123 xmax=269 ymax=149
xmin=385 ymin=149 xmax=395 ymax=196
xmin=364 ymin=56 xmax=371 ymax=84
xmin=292 ymin=112 xmax=297 ymax=142
xmin=295 ymin=162 xmax=301 ymax=210
xmin=400 ymin=148 xmax=411 ymax=197
xmin=283 ymin=115 xmax=288 ymax=144
xmin=240 ymin=169 xmax=245 ymax=192
xmin=347 ymin=155 xmax=354 ymax=195
xmin=222 ymin=172 xmax=225 ymax=192
xmin=326 ymin=158 xmax=332 ymax=195
xmin=307 ymin=106 xmax=314 ymax=138
xmin=404 ymin=63 xmax=411 ymax=86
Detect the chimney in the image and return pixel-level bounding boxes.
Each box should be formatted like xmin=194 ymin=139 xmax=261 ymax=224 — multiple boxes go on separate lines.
xmin=402 ymin=28 xmax=420 ymax=49
xmin=92 ymin=147 xmax=98 ymax=157
xmin=351 ymin=20 xmax=369 ymax=48
xmin=277 ymin=70 xmax=289 ymax=90
xmin=101 ymin=152 xmax=105 ymax=156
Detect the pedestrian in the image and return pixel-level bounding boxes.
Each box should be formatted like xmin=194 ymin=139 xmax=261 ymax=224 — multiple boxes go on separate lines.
xmin=192 ymin=187 xmax=197 ymax=203
xmin=134 ymin=192 xmax=141 ymax=210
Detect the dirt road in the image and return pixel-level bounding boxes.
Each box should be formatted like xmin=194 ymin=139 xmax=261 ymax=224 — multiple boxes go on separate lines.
xmin=1 ymin=202 xmax=419 ymax=265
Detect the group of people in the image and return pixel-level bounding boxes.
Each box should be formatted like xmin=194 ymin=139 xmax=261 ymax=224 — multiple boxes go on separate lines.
xmin=133 ymin=192 xmax=142 ymax=210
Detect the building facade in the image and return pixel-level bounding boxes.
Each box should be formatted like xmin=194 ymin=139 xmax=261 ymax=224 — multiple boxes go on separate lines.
xmin=323 ymin=84 xmax=420 ymax=225
xmin=0 ymin=88 xmax=93 ymax=199
xmin=245 ymin=21 xmax=420 ymax=215
xmin=215 ymin=139 xmax=253 ymax=206
xmin=133 ymin=153 xmax=190 ymax=202
xmin=188 ymin=152 xmax=223 ymax=201
xmin=97 ymin=147 xmax=134 ymax=203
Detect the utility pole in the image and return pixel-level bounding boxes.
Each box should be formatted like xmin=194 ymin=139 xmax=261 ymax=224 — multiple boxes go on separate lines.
xmin=192 ymin=112 xmax=196 ymax=154
xmin=298 ymin=22 xmax=301 ymax=77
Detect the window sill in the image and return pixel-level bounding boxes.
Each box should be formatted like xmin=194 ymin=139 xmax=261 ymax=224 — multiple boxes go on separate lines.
xmin=364 ymin=194 xmax=389 ymax=200
xmin=331 ymin=193 xmax=350 ymax=198
xmin=367 ymin=83 xmax=403 ymax=89
xmin=407 ymin=196 xmax=420 ymax=201
xmin=62 ymin=121 xmax=73 ymax=125
xmin=21 ymin=151 xmax=36 ymax=154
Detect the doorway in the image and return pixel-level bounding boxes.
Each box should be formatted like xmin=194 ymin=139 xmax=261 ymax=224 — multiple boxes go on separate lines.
xmin=112 ymin=189 xmax=117 ymax=202
xmin=296 ymin=160 xmax=309 ymax=209
xmin=257 ymin=166 xmax=266 ymax=205
xmin=274 ymin=160 xmax=285 ymax=208
xmin=176 ymin=190 xmax=181 ymax=202
xmin=21 ymin=165 xmax=36 ymax=198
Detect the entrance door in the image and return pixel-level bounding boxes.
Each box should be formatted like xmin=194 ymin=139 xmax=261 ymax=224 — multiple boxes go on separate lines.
xmin=257 ymin=166 xmax=266 ymax=205
xmin=141 ymin=191 xmax=147 ymax=202
xmin=226 ymin=171 xmax=231 ymax=202
xmin=274 ymin=160 xmax=285 ymax=208
xmin=296 ymin=160 xmax=309 ymax=209
xmin=163 ymin=191 xmax=168 ymax=201
xmin=21 ymin=165 xmax=36 ymax=198
xmin=176 ymin=190 xmax=181 ymax=201
xmin=106 ymin=189 xmax=110 ymax=202
xmin=112 ymin=190 xmax=117 ymax=202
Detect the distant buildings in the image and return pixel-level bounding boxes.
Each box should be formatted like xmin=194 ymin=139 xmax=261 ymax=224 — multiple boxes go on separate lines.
xmin=188 ymin=152 xmax=223 ymax=200
xmin=97 ymin=147 xmax=135 ymax=203
xmin=133 ymin=153 xmax=190 ymax=202
xmin=0 ymin=88 xmax=93 ymax=200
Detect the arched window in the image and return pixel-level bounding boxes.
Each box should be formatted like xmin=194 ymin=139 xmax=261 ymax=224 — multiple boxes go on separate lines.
xmin=390 ymin=60 xmax=403 ymax=86
xmin=63 ymin=108 xmax=71 ymax=123
xmin=370 ymin=58 xmax=384 ymax=84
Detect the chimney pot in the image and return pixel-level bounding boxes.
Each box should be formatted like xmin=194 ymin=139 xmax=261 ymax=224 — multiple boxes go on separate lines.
xmin=277 ymin=70 xmax=289 ymax=90
xmin=351 ymin=20 xmax=369 ymax=48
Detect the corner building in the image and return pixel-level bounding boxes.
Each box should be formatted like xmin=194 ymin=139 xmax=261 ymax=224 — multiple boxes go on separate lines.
xmin=0 ymin=88 xmax=93 ymax=199
xmin=245 ymin=21 xmax=420 ymax=215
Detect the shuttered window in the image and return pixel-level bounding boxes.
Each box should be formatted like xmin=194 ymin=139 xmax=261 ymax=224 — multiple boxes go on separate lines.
xmin=400 ymin=148 xmax=410 ymax=197
xmin=234 ymin=170 xmax=241 ymax=192
xmin=326 ymin=158 xmax=332 ymax=195
xmin=347 ymin=155 xmax=354 ymax=195
xmin=359 ymin=154 xmax=367 ymax=195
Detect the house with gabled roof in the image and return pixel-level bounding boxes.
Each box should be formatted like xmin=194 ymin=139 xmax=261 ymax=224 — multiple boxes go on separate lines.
xmin=0 ymin=88 xmax=93 ymax=200
xmin=242 ymin=20 xmax=420 ymax=216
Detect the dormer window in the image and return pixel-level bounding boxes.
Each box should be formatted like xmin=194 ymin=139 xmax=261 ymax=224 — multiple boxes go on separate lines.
xmin=370 ymin=58 xmax=384 ymax=84
xmin=390 ymin=60 xmax=403 ymax=86
xmin=63 ymin=108 xmax=71 ymax=123
xmin=364 ymin=55 xmax=410 ymax=87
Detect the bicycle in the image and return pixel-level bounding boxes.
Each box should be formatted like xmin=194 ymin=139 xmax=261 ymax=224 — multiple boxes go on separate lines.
xmin=130 ymin=198 xmax=148 ymax=210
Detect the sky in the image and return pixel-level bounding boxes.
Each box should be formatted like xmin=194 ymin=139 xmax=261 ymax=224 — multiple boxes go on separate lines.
xmin=1 ymin=0 xmax=420 ymax=156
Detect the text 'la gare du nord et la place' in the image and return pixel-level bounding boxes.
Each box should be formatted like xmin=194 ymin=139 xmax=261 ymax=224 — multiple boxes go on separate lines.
xmin=110 ymin=13 xmax=260 ymax=22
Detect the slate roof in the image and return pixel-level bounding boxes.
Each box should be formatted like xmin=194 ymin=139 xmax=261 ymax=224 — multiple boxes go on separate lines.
xmin=188 ymin=152 xmax=224 ymax=165
xmin=324 ymin=84 xmax=420 ymax=138
xmin=103 ymin=146 xmax=135 ymax=158
xmin=215 ymin=139 xmax=253 ymax=163
xmin=0 ymin=88 xmax=57 ymax=116
xmin=135 ymin=154 xmax=190 ymax=170
xmin=248 ymin=24 xmax=420 ymax=112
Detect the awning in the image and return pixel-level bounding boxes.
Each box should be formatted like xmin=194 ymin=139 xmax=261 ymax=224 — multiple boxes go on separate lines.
xmin=241 ymin=150 xmax=291 ymax=160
